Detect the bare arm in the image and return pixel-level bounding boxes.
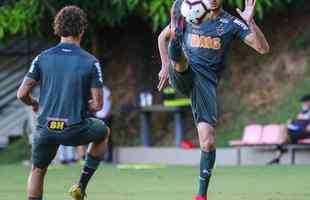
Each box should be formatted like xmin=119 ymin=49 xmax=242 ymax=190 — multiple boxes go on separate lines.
xmin=158 ymin=25 xmax=171 ymax=68
xmin=243 ymin=20 xmax=270 ymax=54
xmin=236 ymin=0 xmax=270 ymax=54
xmin=88 ymin=88 xmax=103 ymax=113
xmin=17 ymin=77 xmax=39 ymax=112
xmin=157 ymin=25 xmax=172 ymax=91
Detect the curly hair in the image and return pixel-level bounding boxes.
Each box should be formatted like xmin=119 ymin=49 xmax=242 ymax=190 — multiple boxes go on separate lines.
xmin=53 ymin=5 xmax=88 ymax=37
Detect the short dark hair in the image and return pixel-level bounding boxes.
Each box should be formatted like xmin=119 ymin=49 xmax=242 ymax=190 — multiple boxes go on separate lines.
xmin=53 ymin=5 xmax=88 ymax=37
xmin=300 ymin=94 xmax=310 ymax=102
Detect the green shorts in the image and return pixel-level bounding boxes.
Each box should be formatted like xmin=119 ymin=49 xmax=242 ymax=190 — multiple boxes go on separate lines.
xmin=32 ymin=118 xmax=108 ymax=168
xmin=168 ymin=63 xmax=218 ymax=126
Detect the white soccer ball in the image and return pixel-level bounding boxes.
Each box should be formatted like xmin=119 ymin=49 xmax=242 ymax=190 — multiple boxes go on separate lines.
xmin=180 ymin=0 xmax=210 ymax=25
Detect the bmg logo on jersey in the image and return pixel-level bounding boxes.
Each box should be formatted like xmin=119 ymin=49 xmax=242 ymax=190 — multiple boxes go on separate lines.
xmin=189 ymin=34 xmax=221 ymax=50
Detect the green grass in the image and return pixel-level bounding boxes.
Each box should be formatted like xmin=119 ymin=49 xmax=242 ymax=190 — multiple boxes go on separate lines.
xmin=0 ymin=136 xmax=31 ymax=164
xmin=0 ymin=164 xmax=309 ymax=200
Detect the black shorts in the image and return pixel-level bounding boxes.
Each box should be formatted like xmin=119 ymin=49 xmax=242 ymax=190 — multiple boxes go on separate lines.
xmin=168 ymin=63 xmax=218 ymax=126
xmin=288 ymin=130 xmax=310 ymax=144
xmin=32 ymin=118 xmax=108 ymax=168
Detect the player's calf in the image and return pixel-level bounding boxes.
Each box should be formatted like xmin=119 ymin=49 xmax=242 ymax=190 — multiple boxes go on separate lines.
xmin=196 ymin=122 xmax=216 ymax=199
xmin=27 ymin=166 xmax=48 ymax=200
xmin=71 ymin=154 xmax=102 ymax=200
xmin=88 ymin=127 xmax=110 ymax=158
xmin=72 ymin=127 xmax=110 ymax=199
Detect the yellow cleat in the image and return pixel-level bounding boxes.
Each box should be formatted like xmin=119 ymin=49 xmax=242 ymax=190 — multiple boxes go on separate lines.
xmin=69 ymin=184 xmax=86 ymax=200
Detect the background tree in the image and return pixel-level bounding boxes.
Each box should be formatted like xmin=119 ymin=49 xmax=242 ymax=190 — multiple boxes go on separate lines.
xmin=0 ymin=0 xmax=304 ymax=48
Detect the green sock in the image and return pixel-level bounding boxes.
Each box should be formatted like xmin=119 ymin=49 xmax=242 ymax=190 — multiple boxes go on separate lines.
xmin=78 ymin=154 xmax=101 ymax=191
xmin=198 ymin=150 xmax=216 ymax=196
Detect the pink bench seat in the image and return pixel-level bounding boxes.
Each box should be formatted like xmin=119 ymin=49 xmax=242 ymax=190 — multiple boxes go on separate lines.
xmin=260 ymin=124 xmax=287 ymax=145
xmin=229 ymin=124 xmax=263 ymax=146
xmin=298 ymin=138 xmax=310 ymax=144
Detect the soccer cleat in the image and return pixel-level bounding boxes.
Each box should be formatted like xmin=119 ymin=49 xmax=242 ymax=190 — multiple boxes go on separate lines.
xmin=69 ymin=184 xmax=86 ymax=200
xmin=267 ymin=158 xmax=280 ymax=165
xmin=195 ymin=195 xmax=207 ymax=200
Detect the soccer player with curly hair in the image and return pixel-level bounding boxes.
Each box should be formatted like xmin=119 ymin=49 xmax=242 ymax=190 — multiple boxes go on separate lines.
xmin=17 ymin=5 xmax=109 ymax=200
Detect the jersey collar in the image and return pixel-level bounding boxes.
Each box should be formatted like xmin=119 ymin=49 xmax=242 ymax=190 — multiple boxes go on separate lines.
xmin=58 ymin=42 xmax=80 ymax=49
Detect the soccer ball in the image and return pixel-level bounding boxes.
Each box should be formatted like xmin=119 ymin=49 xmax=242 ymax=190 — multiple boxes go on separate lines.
xmin=180 ymin=0 xmax=210 ymax=25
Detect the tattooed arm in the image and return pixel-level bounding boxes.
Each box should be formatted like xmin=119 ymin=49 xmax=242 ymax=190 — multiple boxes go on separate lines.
xmin=17 ymin=77 xmax=39 ymax=112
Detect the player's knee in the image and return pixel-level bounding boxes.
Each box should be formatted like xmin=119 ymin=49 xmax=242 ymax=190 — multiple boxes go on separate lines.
xmin=97 ymin=127 xmax=110 ymax=142
xmin=199 ymin=132 xmax=216 ymax=152
xmin=197 ymin=122 xmax=216 ymax=151
xmin=200 ymin=138 xmax=216 ymax=152
xmin=173 ymin=62 xmax=188 ymax=73
xmin=168 ymin=40 xmax=187 ymax=73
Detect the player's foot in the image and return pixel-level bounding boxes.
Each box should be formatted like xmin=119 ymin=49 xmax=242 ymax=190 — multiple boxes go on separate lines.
xmin=195 ymin=195 xmax=207 ymax=200
xmin=267 ymin=158 xmax=280 ymax=165
xmin=69 ymin=184 xmax=86 ymax=200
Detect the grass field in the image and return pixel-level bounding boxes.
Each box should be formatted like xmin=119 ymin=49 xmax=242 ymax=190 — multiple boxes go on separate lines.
xmin=0 ymin=164 xmax=309 ymax=200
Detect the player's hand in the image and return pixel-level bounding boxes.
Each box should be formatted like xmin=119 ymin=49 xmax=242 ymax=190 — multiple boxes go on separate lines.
xmin=32 ymin=100 xmax=39 ymax=113
xmin=236 ymin=0 xmax=256 ymax=25
xmin=157 ymin=65 xmax=169 ymax=92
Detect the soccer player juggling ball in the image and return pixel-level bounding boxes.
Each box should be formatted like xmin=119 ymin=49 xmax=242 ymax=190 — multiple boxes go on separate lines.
xmin=157 ymin=0 xmax=269 ymax=200
xmin=17 ymin=6 xmax=110 ymax=200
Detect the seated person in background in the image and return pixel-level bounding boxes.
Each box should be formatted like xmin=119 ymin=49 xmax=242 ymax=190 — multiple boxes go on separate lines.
xmin=268 ymin=94 xmax=310 ymax=165
xmin=287 ymin=94 xmax=310 ymax=143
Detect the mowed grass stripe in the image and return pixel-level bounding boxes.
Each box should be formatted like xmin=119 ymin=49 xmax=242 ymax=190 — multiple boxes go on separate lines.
xmin=0 ymin=164 xmax=309 ymax=200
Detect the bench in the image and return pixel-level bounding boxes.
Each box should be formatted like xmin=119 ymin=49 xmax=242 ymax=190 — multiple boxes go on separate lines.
xmin=139 ymin=105 xmax=190 ymax=147
xmin=230 ymin=124 xmax=310 ymax=165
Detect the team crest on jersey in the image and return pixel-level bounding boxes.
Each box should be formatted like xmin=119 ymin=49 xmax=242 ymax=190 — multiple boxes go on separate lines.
xmin=47 ymin=118 xmax=68 ymax=131
xmin=216 ymin=23 xmax=225 ymax=36
xmin=219 ymin=18 xmax=229 ymax=24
